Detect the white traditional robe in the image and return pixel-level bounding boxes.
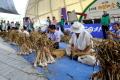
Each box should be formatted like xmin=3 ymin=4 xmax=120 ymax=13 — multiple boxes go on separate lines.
xmin=66 ymin=30 xmax=96 ymax=65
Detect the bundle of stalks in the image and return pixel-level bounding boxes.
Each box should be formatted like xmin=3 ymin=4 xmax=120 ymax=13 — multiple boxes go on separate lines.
xmin=29 ymin=31 xmax=41 ymax=43
xmin=0 ymin=30 xmax=33 ymax=55
xmin=61 ymin=35 xmax=71 ymax=43
xmin=34 ymin=48 xmax=55 ymax=67
xmin=0 ymin=31 xmax=56 ymax=67
xmin=92 ymin=40 xmax=120 ymax=80
xmin=29 ymin=31 xmax=43 ymax=50
xmin=18 ymin=36 xmax=33 ymax=55
xmin=61 ymin=31 xmax=71 ymax=43
xmin=15 ymin=33 xmax=26 ymax=45
xmin=34 ymin=33 xmax=55 ymax=67
xmin=7 ymin=30 xmax=18 ymax=42
xmin=91 ymin=38 xmax=104 ymax=49
xmin=0 ymin=31 xmax=8 ymax=39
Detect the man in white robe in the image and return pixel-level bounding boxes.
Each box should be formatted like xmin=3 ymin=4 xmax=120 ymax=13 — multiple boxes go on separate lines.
xmin=66 ymin=22 xmax=96 ymax=66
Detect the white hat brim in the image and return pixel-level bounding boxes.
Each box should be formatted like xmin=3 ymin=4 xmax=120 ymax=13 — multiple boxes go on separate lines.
xmin=71 ymin=27 xmax=82 ymax=33
xmin=71 ymin=21 xmax=85 ymax=33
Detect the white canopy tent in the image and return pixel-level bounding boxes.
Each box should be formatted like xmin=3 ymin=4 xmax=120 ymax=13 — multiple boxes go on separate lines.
xmin=26 ymin=0 xmax=94 ymax=21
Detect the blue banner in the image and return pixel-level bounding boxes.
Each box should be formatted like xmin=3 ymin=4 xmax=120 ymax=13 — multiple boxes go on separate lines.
xmin=84 ymin=24 xmax=113 ymax=38
xmin=64 ymin=24 xmax=113 ymax=38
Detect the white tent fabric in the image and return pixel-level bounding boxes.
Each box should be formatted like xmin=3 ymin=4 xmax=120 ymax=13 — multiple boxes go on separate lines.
xmin=26 ymin=0 xmax=94 ymax=21
xmin=0 ymin=0 xmax=18 ymax=14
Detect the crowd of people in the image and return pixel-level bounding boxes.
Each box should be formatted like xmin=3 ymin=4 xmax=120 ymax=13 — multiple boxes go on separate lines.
xmin=0 ymin=20 xmax=20 ymax=31
xmin=46 ymin=15 xmax=66 ymax=33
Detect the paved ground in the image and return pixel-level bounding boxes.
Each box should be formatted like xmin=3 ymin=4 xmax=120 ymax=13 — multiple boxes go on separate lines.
xmin=0 ymin=38 xmax=47 ymax=80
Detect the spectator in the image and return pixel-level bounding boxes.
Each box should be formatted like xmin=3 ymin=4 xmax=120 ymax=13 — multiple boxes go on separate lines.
xmin=60 ymin=15 xmax=65 ymax=33
xmin=7 ymin=21 xmax=11 ymax=31
xmin=0 ymin=20 xmax=3 ymax=31
xmin=28 ymin=19 xmax=34 ymax=32
xmin=2 ymin=20 xmax=7 ymax=31
xmin=47 ymin=16 xmax=51 ymax=25
xmin=11 ymin=22 xmax=15 ymax=29
xmin=107 ymin=22 xmax=120 ymax=41
xmin=15 ymin=22 xmax=20 ymax=30
xmin=101 ymin=11 xmax=110 ymax=39
xmin=52 ymin=16 xmax=57 ymax=25
xmin=23 ymin=17 xmax=30 ymax=30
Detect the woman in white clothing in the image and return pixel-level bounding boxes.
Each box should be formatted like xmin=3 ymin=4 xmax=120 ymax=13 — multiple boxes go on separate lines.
xmin=66 ymin=22 xmax=96 ymax=65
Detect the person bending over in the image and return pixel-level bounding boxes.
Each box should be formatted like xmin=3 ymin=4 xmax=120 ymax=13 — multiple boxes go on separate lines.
xmin=48 ymin=25 xmax=61 ymax=49
xmin=66 ymin=22 xmax=96 ymax=65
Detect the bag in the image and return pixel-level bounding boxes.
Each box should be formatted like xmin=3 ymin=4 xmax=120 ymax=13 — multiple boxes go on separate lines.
xmin=78 ymin=55 xmax=96 ymax=66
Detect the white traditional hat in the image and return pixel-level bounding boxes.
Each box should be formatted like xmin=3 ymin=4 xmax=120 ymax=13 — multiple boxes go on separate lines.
xmin=71 ymin=21 xmax=84 ymax=33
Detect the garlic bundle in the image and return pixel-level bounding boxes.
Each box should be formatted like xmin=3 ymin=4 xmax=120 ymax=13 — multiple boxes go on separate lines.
xmin=0 ymin=31 xmax=56 ymax=67
xmin=92 ymin=40 xmax=120 ymax=80
xmin=33 ymin=33 xmax=55 ymax=67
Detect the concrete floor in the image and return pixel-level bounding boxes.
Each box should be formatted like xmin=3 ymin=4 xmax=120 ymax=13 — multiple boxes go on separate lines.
xmin=0 ymin=38 xmax=47 ymax=80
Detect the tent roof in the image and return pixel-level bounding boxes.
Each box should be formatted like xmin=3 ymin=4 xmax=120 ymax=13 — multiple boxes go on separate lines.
xmin=0 ymin=0 xmax=18 ymax=14
xmin=26 ymin=0 xmax=94 ymax=20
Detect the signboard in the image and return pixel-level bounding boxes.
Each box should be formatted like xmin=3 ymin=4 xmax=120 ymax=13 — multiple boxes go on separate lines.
xmin=85 ymin=0 xmax=120 ymax=21
xmin=89 ymin=0 xmax=120 ymax=12
xmin=64 ymin=23 xmax=113 ymax=38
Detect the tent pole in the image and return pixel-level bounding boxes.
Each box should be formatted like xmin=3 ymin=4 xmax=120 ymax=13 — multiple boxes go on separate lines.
xmin=79 ymin=0 xmax=84 ymax=12
xmin=50 ymin=0 xmax=53 ymax=17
